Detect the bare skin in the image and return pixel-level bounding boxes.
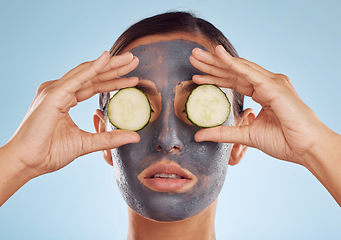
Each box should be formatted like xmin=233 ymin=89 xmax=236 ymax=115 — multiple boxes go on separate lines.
xmin=190 ymin=45 xmax=341 ymax=206
xmin=96 ymin=32 xmax=341 ymax=239
xmin=0 ymin=31 xmax=340 ymax=240
xmin=0 ymin=51 xmax=141 ymax=206
xmin=94 ymin=33 xmax=253 ymax=239
xmin=126 ymin=200 xmax=217 ymax=240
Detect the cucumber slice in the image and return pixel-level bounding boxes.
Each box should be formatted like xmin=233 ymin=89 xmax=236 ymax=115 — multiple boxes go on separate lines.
xmin=185 ymin=84 xmax=230 ymax=128
xmin=107 ymin=87 xmax=151 ymax=131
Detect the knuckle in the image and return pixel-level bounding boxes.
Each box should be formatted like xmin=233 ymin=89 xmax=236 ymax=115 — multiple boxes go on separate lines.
xmin=91 ymin=84 xmax=100 ymax=95
xmin=274 ymin=73 xmax=293 ymax=90
xmin=275 ymin=73 xmax=290 ymax=83
xmin=37 ymin=80 xmax=56 ymax=94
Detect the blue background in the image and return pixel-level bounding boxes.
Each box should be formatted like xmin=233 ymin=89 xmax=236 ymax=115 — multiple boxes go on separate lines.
xmin=0 ymin=0 xmax=340 ymax=239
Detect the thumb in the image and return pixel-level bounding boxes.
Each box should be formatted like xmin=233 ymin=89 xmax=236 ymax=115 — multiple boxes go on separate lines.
xmin=81 ymin=130 xmax=140 ymax=156
xmin=194 ymin=125 xmax=252 ymax=146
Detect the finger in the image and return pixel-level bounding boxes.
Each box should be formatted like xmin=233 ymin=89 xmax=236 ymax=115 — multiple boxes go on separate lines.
xmin=192 ymin=74 xmax=254 ymax=97
xmin=194 ymin=125 xmax=252 ymax=147
xmin=190 ymin=53 xmax=255 ymax=92
xmin=189 ymin=55 xmax=230 ymax=79
xmin=74 ymin=56 xmax=139 ymax=102
xmin=215 ymin=45 xmax=268 ymax=86
xmin=100 ymin=52 xmax=135 ymax=73
xmin=95 ymin=56 xmax=139 ymax=82
xmin=40 ymin=52 xmax=110 ymax=113
xmin=191 ymin=48 xmax=227 ymax=69
xmin=61 ymin=51 xmax=111 ymax=83
xmin=60 ymin=52 xmax=134 ymax=82
xmin=75 ymin=77 xmax=139 ymax=102
xmin=81 ymin=130 xmax=141 ymax=155
xmin=61 ymin=62 xmax=92 ymax=81
xmin=58 ymin=51 xmax=111 ymax=92
xmin=239 ymin=58 xmax=275 ymax=78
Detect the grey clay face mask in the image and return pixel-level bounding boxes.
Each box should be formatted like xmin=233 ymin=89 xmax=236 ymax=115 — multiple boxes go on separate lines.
xmin=108 ymin=40 xmax=235 ymax=221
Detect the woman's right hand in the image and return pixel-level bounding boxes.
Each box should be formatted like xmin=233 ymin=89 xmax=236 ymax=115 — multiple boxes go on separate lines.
xmin=1 ymin=51 xmax=140 ymax=179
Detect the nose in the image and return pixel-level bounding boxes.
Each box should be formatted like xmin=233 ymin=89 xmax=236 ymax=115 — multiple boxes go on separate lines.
xmin=154 ymin=103 xmax=184 ymax=154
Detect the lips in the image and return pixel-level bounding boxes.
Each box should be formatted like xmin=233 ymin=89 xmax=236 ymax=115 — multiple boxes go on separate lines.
xmin=138 ymin=160 xmax=198 ymax=193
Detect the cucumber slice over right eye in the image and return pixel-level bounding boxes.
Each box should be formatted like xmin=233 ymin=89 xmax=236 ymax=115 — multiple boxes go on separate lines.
xmin=107 ymin=87 xmax=151 ymax=131
xmin=185 ymin=84 xmax=230 ymax=128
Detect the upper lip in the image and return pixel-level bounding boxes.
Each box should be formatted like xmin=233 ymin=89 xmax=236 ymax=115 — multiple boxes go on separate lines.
xmin=141 ymin=162 xmax=192 ymax=179
xmin=138 ymin=159 xmax=197 ymax=182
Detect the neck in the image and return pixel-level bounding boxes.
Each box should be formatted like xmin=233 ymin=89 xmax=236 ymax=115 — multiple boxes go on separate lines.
xmin=127 ymin=199 xmax=217 ymax=240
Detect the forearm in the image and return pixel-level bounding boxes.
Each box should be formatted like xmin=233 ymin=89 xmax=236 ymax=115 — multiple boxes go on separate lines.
xmin=0 ymin=144 xmax=35 ymax=206
xmin=304 ymin=126 xmax=341 ymax=206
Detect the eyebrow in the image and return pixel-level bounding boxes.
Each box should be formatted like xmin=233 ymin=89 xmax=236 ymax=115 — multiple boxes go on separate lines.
xmin=135 ymin=79 xmax=159 ymax=95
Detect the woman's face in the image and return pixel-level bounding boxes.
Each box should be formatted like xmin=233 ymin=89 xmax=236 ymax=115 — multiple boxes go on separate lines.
xmin=107 ymin=35 xmax=235 ymax=221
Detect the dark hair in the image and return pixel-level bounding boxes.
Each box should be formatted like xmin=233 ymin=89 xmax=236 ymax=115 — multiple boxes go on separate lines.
xmin=100 ymin=11 xmax=244 ymax=117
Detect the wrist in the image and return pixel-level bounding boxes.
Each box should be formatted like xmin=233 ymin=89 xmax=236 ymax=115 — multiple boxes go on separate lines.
xmin=0 ymin=144 xmax=39 ymax=206
xmin=304 ymin=125 xmax=339 ymax=169
xmin=0 ymin=144 xmax=37 ymax=185
xmin=303 ymin=125 xmax=341 ymax=206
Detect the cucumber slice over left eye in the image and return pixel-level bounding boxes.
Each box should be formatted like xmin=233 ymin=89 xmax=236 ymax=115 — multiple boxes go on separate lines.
xmin=107 ymin=87 xmax=151 ymax=131
xmin=185 ymin=84 xmax=230 ymax=128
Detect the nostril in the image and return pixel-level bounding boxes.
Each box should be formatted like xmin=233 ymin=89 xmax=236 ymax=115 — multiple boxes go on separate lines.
xmin=155 ymin=144 xmax=182 ymax=153
xmin=156 ymin=145 xmax=163 ymax=151
xmin=169 ymin=145 xmax=182 ymax=153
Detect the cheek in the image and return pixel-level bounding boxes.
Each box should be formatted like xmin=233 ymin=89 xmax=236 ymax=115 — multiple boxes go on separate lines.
xmin=187 ymin=142 xmax=231 ymax=176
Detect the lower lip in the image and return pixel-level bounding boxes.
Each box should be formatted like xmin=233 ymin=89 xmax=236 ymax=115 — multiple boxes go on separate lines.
xmin=143 ymin=178 xmax=192 ymax=192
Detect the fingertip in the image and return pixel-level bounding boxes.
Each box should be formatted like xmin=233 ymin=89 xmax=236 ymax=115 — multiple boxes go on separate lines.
xmin=192 ymin=74 xmax=202 ymax=80
xmin=95 ymin=51 xmax=110 ymax=68
xmin=132 ymin=56 xmax=139 ymax=63
xmin=194 ymin=130 xmax=205 ymax=142
xmin=216 ymin=45 xmax=224 ymax=52
xmin=189 ymin=55 xmax=196 ymax=65
xmin=216 ymin=45 xmax=232 ymax=58
xmin=129 ymin=77 xmax=139 ymax=86
xmin=99 ymin=51 xmax=110 ymax=60
xmin=129 ymin=56 xmax=139 ymax=69
xmin=131 ymin=132 xmax=141 ymax=143
xmin=119 ymin=130 xmax=140 ymax=143
xmin=192 ymin=47 xmax=203 ymax=54
xmin=121 ymin=51 xmax=133 ymax=59
xmin=192 ymin=74 xmax=205 ymax=85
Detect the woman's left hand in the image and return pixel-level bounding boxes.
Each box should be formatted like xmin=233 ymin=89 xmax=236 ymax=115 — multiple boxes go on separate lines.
xmin=189 ymin=45 xmax=334 ymax=166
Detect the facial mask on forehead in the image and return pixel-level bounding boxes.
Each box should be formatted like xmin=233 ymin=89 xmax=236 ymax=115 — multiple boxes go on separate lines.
xmin=108 ymin=39 xmax=235 ymax=221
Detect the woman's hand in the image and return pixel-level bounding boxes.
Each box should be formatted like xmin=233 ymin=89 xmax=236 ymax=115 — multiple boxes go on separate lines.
xmin=190 ymin=45 xmax=341 ymax=206
xmin=2 ymin=51 xmax=140 ymax=179
xmin=190 ymin=45 xmax=335 ymax=166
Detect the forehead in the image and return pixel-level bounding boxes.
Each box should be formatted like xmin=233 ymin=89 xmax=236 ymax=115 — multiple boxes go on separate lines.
xmin=118 ymin=37 xmax=235 ymax=103
xmin=122 ymin=32 xmax=216 ymax=53
xmin=125 ymin=40 xmax=205 ymax=90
